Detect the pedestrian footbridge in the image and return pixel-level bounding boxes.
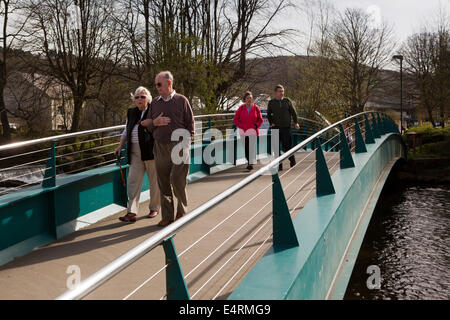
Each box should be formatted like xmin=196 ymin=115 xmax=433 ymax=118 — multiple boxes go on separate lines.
xmin=0 ymin=112 xmax=405 ymax=300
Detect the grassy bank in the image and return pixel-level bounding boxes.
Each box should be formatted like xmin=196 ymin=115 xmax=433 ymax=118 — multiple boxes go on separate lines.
xmin=404 ymin=123 xmax=450 ymax=160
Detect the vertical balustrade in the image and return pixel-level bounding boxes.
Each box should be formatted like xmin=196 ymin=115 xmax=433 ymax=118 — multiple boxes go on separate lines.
xmin=315 ymin=138 xmax=335 ymax=196
xmin=338 ymin=123 xmax=355 ymax=169
xmin=162 ymin=235 xmax=190 ymax=300
xmin=272 ymin=173 xmax=299 ymax=250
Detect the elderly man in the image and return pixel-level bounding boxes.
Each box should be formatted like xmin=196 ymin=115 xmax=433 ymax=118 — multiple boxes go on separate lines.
xmin=141 ymin=71 xmax=194 ymax=227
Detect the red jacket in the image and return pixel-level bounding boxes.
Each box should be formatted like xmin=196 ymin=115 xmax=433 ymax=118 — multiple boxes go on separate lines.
xmin=233 ymin=104 xmax=263 ymax=135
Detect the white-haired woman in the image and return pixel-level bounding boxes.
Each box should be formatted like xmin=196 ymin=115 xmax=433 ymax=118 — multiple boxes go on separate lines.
xmin=114 ymin=86 xmax=161 ymax=223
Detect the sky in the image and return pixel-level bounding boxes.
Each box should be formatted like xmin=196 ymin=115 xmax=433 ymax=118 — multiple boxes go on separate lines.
xmin=275 ymin=0 xmax=450 ymax=55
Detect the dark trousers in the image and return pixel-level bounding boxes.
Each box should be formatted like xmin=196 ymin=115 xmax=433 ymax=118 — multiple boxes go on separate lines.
xmin=274 ymin=127 xmax=296 ymax=164
xmin=244 ymin=135 xmax=257 ymax=165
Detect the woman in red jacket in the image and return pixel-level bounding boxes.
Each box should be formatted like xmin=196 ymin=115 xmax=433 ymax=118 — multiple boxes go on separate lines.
xmin=233 ymin=91 xmax=263 ymax=171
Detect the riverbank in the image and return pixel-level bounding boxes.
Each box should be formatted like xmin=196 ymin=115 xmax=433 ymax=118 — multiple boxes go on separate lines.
xmin=393 ymin=158 xmax=450 ymax=184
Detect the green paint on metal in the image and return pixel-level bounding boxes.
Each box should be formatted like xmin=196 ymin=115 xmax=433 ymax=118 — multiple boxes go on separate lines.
xmin=162 ymin=235 xmax=190 ymax=300
xmin=42 ymin=141 xmax=56 ymax=188
xmin=272 ymin=173 xmax=300 ymax=250
xmin=229 ymin=133 xmax=405 ymax=300
xmin=371 ymin=113 xmax=381 ymax=138
xmin=354 ymin=118 xmax=367 ymax=153
xmin=315 ymin=139 xmax=335 ymax=196
xmin=364 ymin=114 xmax=375 ymax=144
xmin=376 ymin=113 xmax=385 ymax=135
xmin=339 ymin=124 xmax=355 ymax=169
xmin=325 ymin=131 xmax=329 ymax=151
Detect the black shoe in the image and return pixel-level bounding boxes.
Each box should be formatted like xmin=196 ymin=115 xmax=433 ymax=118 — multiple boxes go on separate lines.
xmin=246 ymin=164 xmax=253 ymax=171
xmin=278 ymin=163 xmax=283 ymax=171
xmin=290 ymin=160 xmax=296 ymax=168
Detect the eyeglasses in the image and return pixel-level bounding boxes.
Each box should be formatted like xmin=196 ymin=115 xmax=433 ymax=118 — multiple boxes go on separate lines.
xmin=155 ymin=82 xmax=162 ymax=88
xmin=135 ymin=96 xmax=147 ymax=100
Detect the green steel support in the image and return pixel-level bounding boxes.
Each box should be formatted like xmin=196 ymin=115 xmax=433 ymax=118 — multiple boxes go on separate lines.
xmin=354 ymin=118 xmax=367 ymax=153
xmin=324 ymin=131 xmax=329 ymax=151
xmin=315 ymin=139 xmax=335 ymax=196
xmin=162 ymin=235 xmax=190 ymax=300
xmin=303 ymin=122 xmax=309 ymax=150
xmin=339 ymin=124 xmax=355 ymax=169
xmin=371 ymin=113 xmax=381 ymax=138
xmin=376 ymin=113 xmax=385 ymax=135
xmin=272 ymin=173 xmax=299 ymax=250
xmin=381 ymin=114 xmax=387 ymax=132
xmin=364 ymin=114 xmax=375 ymax=144
xmin=303 ymin=121 xmax=309 ymax=136
xmin=43 ymin=141 xmax=56 ymax=188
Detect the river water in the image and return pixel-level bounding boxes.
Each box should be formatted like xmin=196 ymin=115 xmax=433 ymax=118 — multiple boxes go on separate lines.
xmin=344 ymin=180 xmax=450 ymax=300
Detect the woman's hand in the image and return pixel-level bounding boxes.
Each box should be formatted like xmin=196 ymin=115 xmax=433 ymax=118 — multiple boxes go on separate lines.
xmin=114 ymin=146 xmax=122 ymax=158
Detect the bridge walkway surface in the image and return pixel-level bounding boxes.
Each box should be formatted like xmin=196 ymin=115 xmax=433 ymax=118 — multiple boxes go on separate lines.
xmin=0 ymin=151 xmax=340 ymax=300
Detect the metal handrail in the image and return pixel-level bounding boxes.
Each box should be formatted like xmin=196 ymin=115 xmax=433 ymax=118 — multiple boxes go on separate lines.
xmin=55 ymin=111 xmax=389 ymax=300
xmin=0 ymin=113 xmax=324 ymax=152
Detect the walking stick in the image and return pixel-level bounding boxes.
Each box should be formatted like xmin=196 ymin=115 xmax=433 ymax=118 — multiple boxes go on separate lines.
xmin=116 ymin=151 xmax=127 ymax=187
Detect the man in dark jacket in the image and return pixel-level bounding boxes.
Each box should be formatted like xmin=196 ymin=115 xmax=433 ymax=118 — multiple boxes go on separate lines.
xmin=267 ymin=84 xmax=300 ymax=170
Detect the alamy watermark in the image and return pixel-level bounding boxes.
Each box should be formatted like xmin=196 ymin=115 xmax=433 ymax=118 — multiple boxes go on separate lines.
xmin=171 ymin=127 xmax=281 ymax=176
xmin=66 ymin=265 xmax=81 ymax=290
xmin=366 ymin=265 xmax=381 ymax=290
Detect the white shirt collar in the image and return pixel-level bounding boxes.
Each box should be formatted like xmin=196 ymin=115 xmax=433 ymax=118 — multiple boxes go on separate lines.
xmin=157 ymin=90 xmax=176 ymax=102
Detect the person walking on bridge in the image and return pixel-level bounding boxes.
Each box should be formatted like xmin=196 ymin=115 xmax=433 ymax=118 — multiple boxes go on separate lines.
xmin=141 ymin=71 xmax=195 ymax=227
xmin=233 ymin=91 xmax=263 ymax=171
xmin=267 ymin=84 xmax=300 ymax=170
xmin=114 ymin=87 xmax=167 ymax=223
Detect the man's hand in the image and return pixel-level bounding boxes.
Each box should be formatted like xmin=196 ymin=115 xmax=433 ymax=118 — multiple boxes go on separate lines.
xmin=154 ymin=113 xmax=171 ymax=126
xmin=295 ymin=123 xmax=300 ymax=130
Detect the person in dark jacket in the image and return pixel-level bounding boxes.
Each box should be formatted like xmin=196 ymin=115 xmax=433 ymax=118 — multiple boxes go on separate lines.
xmin=267 ymin=84 xmax=300 ymax=170
xmin=233 ymin=91 xmax=263 ymax=171
xmin=114 ymin=86 xmax=165 ymax=223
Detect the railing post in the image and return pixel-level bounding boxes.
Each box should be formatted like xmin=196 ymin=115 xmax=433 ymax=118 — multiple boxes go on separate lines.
xmin=354 ymin=117 xmax=367 ymax=153
xmin=376 ymin=113 xmax=385 ymax=135
xmin=315 ymin=139 xmax=335 ymax=196
xmin=324 ymin=130 xmax=329 ymax=151
xmin=339 ymin=123 xmax=355 ymax=169
xmin=272 ymin=173 xmax=299 ymax=250
xmin=364 ymin=114 xmax=375 ymax=144
xmin=303 ymin=122 xmax=309 ymax=150
xmin=43 ymin=140 xmax=56 ymax=188
xmin=371 ymin=112 xmax=381 ymax=138
xmin=162 ymin=235 xmax=190 ymax=300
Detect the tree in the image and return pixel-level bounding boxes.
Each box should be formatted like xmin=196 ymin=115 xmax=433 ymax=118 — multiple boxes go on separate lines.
xmin=23 ymin=0 xmax=125 ymax=132
xmin=116 ymin=0 xmax=294 ymax=112
xmin=330 ymin=8 xmax=395 ymax=115
xmin=402 ymin=29 xmax=449 ymax=127
xmin=293 ymin=0 xmax=345 ymax=121
xmin=0 ymin=0 xmax=30 ymax=141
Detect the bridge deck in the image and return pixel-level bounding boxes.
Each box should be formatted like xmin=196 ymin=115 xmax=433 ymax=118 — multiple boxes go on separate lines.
xmin=0 ymin=151 xmax=340 ymax=300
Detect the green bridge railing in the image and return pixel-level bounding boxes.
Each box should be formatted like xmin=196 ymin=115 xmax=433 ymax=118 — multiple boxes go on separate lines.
xmin=52 ymin=111 xmax=400 ymax=300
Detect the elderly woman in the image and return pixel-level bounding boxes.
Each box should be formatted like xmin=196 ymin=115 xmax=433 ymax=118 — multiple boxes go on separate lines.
xmin=114 ymin=86 xmax=161 ymax=223
xmin=233 ymin=91 xmax=263 ymax=171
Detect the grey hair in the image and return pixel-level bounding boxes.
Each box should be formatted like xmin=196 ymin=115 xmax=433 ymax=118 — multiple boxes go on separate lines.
xmin=130 ymin=86 xmax=152 ymax=102
xmin=157 ymin=71 xmax=174 ymax=85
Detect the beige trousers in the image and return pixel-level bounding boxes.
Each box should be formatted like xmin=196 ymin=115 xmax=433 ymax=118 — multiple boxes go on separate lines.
xmin=127 ymin=143 xmax=160 ymax=214
xmin=153 ymin=141 xmax=190 ymax=221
